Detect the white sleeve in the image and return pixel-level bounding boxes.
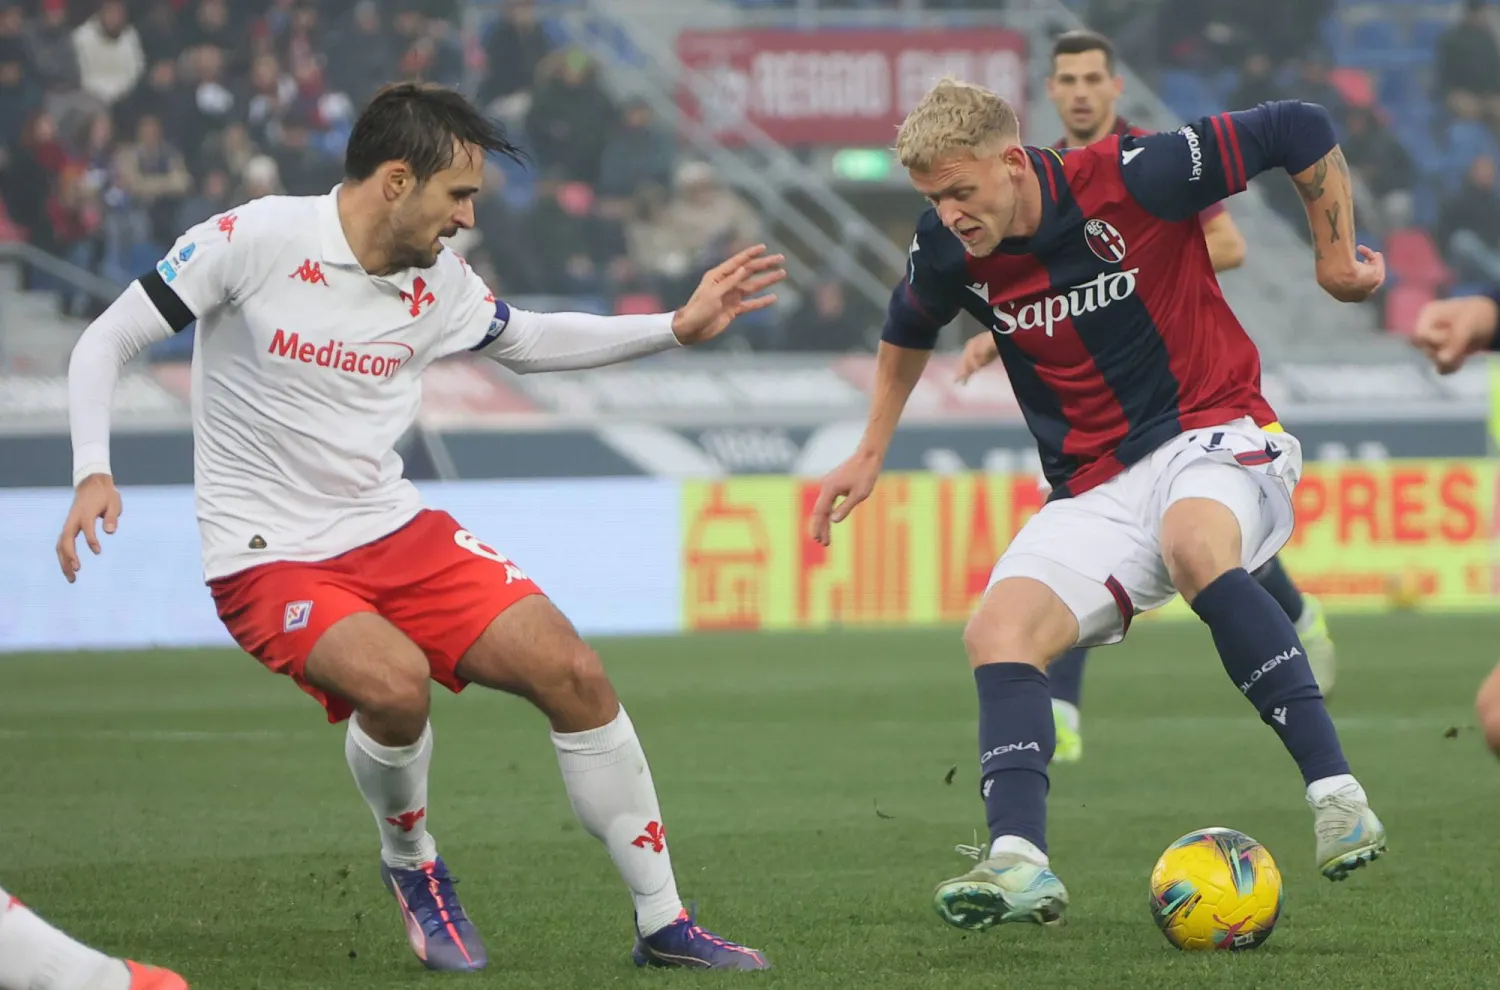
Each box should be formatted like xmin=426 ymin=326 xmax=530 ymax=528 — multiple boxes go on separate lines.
xmin=478 ymin=306 xmax=680 ymax=373
xmin=69 ymin=281 xmax=176 ymax=486
xmin=444 ymin=260 xmax=680 ymax=373
xmin=142 ymin=207 xmax=253 ymax=328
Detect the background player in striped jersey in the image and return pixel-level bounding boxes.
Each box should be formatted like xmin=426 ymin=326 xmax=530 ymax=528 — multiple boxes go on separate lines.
xmin=955 ymin=31 xmax=1338 ymax=765
xmin=1408 ymin=289 xmax=1500 ymax=756
xmin=0 ymin=885 xmax=186 ymax=989
xmin=812 ymin=78 xmax=1387 ymax=933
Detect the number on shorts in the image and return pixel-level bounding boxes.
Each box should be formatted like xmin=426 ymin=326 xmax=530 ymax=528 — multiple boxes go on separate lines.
xmin=454 ymin=529 xmax=530 ymax=584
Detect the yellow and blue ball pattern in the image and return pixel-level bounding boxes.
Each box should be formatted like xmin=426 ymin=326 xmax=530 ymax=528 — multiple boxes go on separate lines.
xmin=1149 ymin=827 xmax=1282 ymax=951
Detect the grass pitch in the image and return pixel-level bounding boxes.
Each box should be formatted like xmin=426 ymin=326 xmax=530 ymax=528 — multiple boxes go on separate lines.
xmin=3 ymin=615 xmax=1497 ymax=988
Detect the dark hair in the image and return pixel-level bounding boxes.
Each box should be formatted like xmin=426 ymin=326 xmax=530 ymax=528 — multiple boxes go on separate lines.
xmin=1051 ymin=30 xmax=1115 ymax=75
xmin=344 ymin=81 xmax=526 ymax=182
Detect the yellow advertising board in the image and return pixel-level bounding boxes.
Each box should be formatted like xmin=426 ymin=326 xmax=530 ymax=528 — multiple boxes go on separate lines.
xmin=680 ymin=462 xmax=1500 ymax=632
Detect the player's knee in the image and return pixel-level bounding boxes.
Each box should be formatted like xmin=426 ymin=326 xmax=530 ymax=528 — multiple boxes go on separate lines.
xmin=357 ymin=657 xmax=431 ymax=739
xmin=1161 ymin=498 xmax=1242 ymax=601
xmin=535 ymin=640 xmax=619 ymax=730
xmin=963 ymin=578 xmax=1077 ymax=670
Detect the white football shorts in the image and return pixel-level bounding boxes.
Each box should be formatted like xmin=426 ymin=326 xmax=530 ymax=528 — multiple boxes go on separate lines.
xmin=990 ymin=417 xmax=1302 ymax=648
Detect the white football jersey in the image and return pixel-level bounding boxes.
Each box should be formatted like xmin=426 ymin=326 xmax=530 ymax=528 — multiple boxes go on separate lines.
xmin=146 ymin=189 xmax=505 ymax=580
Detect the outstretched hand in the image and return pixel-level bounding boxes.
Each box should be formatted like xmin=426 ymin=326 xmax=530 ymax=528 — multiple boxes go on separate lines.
xmin=670 ymin=244 xmax=787 ymax=345
xmin=56 ymin=473 xmax=122 ymax=584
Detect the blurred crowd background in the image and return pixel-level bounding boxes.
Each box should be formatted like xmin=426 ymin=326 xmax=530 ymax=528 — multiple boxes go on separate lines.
xmin=0 ymin=0 xmax=1495 ymax=357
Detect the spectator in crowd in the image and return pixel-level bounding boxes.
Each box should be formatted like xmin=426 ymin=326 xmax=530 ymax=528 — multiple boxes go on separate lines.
xmin=240 ymin=154 xmax=283 ymax=201
xmin=0 ymin=2 xmax=38 ymax=150
xmin=119 ymin=58 xmax=192 ymax=153
xmin=176 ymin=167 xmax=232 ymax=231
xmin=661 ymin=161 xmax=762 ymax=268
xmin=1228 ymin=53 xmax=1281 ymax=112
xmin=0 ymin=111 xmax=63 ymax=251
xmin=624 ymin=183 xmax=693 ymax=297
xmin=1438 ymin=154 xmax=1500 ymax=283
xmin=326 ymin=2 xmax=395 ymax=109
xmin=114 ymin=112 xmax=192 ymax=248
xmin=24 ymin=0 xmax=78 ymax=92
xmin=526 ymin=49 xmax=617 ymax=185
xmin=479 ymin=0 xmax=552 ymax=117
xmin=1340 ymin=106 xmax=1415 ymax=234
xmin=0 ymin=0 xmax=794 ymax=355
xmin=1438 ymin=0 xmax=1500 ymax=125
xmin=597 ymin=98 xmax=676 ymax=202
xmin=72 ymin=0 xmax=144 ymax=107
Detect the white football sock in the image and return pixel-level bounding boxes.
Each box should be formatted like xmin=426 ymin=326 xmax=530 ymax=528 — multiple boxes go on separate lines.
xmin=345 ymin=717 xmax=439 ymax=869
xmin=0 ymin=888 xmax=130 ymax=990
xmin=1306 ymin=773 xmax=1365 ymax=805
xmin=988 ymin=835 xmax=1049 ymax=866
xmin=552 ymin=706 xmax=684 ymax=936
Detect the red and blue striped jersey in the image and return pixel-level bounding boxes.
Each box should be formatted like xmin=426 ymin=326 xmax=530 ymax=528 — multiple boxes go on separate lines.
xmin=885 ymin=100 xmax=1337 ymax=499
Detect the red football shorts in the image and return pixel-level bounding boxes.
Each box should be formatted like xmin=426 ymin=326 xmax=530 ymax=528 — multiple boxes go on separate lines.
xmin=209 ymin=509 xmax=544 ymax=723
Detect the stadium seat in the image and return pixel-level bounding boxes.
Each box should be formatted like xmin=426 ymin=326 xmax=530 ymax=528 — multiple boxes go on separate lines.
xmin=1328 ymin=67 xmax=1376 ymax=108
xmin=1385 ymin=228 xmax=1452 ymax=290
xmin=614 ymin=292 xmax=663 ymax=315
xmin=1384 ymin=282 xmax=1434 ymax=336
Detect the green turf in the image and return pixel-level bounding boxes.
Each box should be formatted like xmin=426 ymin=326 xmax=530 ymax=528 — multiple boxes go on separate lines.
xmin=3 ymin=615 xmax=1498 ymax=988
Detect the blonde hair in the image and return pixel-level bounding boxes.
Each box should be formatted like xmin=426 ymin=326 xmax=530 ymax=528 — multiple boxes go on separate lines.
xmin=894 ymin=77 xmax=1020 ymax=171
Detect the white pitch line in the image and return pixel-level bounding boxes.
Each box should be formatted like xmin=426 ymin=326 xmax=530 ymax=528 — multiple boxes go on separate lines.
xmin=0 ymin=728 xmax=316 ymax=742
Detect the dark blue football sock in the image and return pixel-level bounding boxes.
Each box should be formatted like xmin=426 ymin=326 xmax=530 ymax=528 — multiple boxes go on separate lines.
xmin=1191 ymin=568 xmax=1350 ymax=785
xmin=1048 ymin=648 xmax=1087 ymax=708
xmin=1252 ymin=555 xmax=1305 ymax=624
xmin=975 ymin=663 xmax=1053 ymax=852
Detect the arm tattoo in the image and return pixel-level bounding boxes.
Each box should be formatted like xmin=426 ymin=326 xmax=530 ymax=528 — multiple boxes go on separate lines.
xmin=1293 ymin=158 xmax=1329 ymax=203
xmin=1329 ymin=146 xmax=1351 ymax=184
xmin=1325 ymin=205 xmax=1341 ymax=243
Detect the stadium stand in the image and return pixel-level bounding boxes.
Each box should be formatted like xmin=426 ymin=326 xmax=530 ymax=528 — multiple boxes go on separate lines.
xmin=1073 ymin=0 xmax=1500 ymax=335
xmin=1 ymin=0 xmax=1495 ymax=362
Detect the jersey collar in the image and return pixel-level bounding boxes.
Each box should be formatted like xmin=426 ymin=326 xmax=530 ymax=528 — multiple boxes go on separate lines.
xmin=994 ymin=147 xmax=1070 ymax=255
xmin=317 ymin=185 xmax=362 ymax=269
xmin=316 ymin=183 xmax=431 ymax=296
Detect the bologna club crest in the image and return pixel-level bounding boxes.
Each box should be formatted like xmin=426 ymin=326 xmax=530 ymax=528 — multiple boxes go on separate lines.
xmin=1084 ymin=218 xmax=1128 ymax=263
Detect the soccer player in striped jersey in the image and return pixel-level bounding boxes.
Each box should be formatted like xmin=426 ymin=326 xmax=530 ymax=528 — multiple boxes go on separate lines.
xmin=955 ymin=31 xmax=1338 ymax=765
xmin=812 ymin=77 xmax=1387 ymax=932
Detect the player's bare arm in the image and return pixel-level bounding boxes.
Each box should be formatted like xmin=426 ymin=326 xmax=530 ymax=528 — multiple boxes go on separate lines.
xmin=1122 ymin=101 xmax=1384 ymax=303
xmin=1410 ymin=292 xmax=1500 ymax=373
xmin=1290 ymin=146 xmax=1384 ymax=302
xmin=1201 ymin=210 xmax=1247 ymax=273
xmin=810 ymin=341 xmax=930 ymax=546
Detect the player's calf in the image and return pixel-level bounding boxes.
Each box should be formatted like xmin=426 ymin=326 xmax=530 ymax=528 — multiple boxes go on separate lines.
xmin=458 ymin=598 xmax=765 ymax=962
xmin=936 ymin=577 xmax=1078 ymax=932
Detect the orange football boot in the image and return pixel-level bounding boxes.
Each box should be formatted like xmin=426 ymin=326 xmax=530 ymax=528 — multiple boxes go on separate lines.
xmin=125 ymin=960 xmax=189 ymax=989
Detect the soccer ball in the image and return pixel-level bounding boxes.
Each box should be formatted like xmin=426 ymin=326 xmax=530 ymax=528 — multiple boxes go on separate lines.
xmin=1149 ymin=827 xmax=1282 ymax=951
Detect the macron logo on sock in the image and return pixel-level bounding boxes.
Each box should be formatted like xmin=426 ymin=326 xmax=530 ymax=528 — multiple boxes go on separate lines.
xmin=1272 ymin=707 xmax=1288 ymax=725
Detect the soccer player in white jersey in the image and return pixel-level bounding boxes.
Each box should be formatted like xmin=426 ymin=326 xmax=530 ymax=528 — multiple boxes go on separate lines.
xmin=55 ymin=82 xmax=781 ymax=973
xmin=0 ymin=886 xmax=186 ymax=990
